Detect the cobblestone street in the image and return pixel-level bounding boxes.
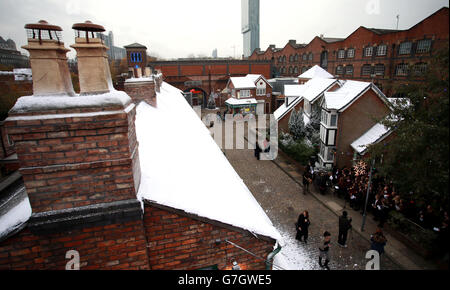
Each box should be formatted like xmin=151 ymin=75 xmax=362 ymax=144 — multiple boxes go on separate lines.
xmin=224 ymin=148 xmax=401 ymax=270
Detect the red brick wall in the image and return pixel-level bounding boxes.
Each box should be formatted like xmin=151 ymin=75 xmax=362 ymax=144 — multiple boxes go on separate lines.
xmin=0 ymin=220 xmax=149 ymax=270
xmin=208 ymin=65 xmax=227 ymax=75
xmin=336 ymin=89 xmax=391 ymax=168
xmin=180 ymin=65 xmax=203 ymax=76
xmin=250 ymin=64 xmax=271 ymax=78
xmin=229 ymin=64 xmax=251 ymax=75
xmin=124 ymin=81 xmax=157 ymax=107
xmin=4 ymin=106 xmax=140 ymax=213
xmin=155 ymin=65 xmax=178 ymax=77
xmin=249 ymin=7 xmax=449 ymax=95
xmin=143 ymin=204 xmax=276 ymax=270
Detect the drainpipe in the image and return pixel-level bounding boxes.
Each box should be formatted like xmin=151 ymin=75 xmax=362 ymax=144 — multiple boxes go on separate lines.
xmin=265 ymin=243 xmax=282 ymax=270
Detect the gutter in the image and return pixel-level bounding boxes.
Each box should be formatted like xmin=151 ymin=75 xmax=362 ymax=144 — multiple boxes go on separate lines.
xmin=266 ymin=242 xmax=282 ymax=270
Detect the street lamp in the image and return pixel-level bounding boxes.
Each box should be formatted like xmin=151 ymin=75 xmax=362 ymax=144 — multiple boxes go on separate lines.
xmin=361 ymin=159 xmax=376 ymax=232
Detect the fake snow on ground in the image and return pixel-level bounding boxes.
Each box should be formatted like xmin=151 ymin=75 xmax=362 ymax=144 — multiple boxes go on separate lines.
xmin=135 ymin=81 xmax=282 ymax=242
xmin=272 ymin=228 xmax=318 ymax=270
xmin=272 ymin=227 xmax=364 ymax=270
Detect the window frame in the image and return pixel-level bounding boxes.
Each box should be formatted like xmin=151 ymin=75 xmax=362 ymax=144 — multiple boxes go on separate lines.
xmin=364 ymin=46 xmax=373 ymax=57
xmin=361 ymin=64 xmax=372 ymax=76
xmin=395 ymin=63 xmax=409 ymax=76
xmin=412 ymin=62 xmax=428 ymax=76
xmin=345 ymin=65 xmax=354 ymax=76
xmin=347 ymin=48 xmax=355 ymax=58
xmin=416 ymin=39 xmax=432 ymax=53
xmin=398 ymin=41 xmax=412 ymax=55
xmin=256 ymin=87 xmax=266 ymax=96
xmin=374 ymin=64 xmax=385 ymax=76
xmin=376 ymin=44 xmax=387 ymax=56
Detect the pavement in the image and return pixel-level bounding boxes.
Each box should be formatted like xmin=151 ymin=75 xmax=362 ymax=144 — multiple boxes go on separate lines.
xmin=224 ymin=148 xmax=402 ymax=270
xmin=207 ymin=113 xmax=436 ymax=270
xmin=270 ymin=150 xmax=438 ymax=270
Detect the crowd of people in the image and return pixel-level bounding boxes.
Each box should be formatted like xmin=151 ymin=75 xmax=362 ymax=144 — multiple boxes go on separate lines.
xmin=304 ymin=162 xmax=449 ymax=261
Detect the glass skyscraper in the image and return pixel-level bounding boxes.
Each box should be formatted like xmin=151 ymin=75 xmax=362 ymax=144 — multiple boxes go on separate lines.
xmin=241 ymin=0 xmax=260 ymax=58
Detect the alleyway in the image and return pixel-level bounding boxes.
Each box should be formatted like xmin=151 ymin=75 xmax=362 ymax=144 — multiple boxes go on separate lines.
xmin=224 ymin=148 xmax=401 ymax=270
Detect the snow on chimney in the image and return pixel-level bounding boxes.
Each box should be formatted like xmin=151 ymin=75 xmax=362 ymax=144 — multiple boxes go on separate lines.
xmin=22 ymin=20 xmax=74 ymax=96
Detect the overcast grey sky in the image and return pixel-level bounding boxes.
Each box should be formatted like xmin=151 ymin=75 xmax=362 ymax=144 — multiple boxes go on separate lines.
xmin=0 ymin=0 xmax=448 ymax=60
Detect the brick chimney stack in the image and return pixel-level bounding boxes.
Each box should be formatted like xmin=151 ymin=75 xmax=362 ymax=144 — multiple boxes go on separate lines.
xmin=70 ymin=21 xmax=112 ymax=95
xmin=22 ymin=20 xmax=74 ymax=96
xmin=4 ymin=21 xmax=142 ymax=234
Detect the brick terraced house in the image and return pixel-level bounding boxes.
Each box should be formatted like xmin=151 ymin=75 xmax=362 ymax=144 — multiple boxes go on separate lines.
xmin=320 ymin=80 xmax=392 ymax=168
xmin=224 ymin=74 xmax=273 ymax=115
xmin=274 ymin=66 xmax=340 ymax=134
xmin=0 ymin=20 xmax=283 ymax=270
xmin=248 ymin=7 xmax=449 ymax=97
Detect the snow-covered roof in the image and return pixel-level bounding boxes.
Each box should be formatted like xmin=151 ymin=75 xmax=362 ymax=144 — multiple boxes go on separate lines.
xmin=245 ymin=74 xmax=263 ymax=83
xmin=225 ymin=98 xmax=258 ymax=106
xmin=135 ymin=82 xmax=282 ymax=242
xmin=245 ymin=74 xmax=273 ymax=88
xmin=284 ymin=84 xmax=305 ymax=97
xmin=323 ymin=80 xmax=372 ymax=111
xmin=0 ymin=186 xmax=31 ymax=242
xmin=274 ymin=79 xmax=337 ymax=121
xmin=298 ymin=65 xmax=334 ymax=79
xmin=229 ymin=77 xmax=256 ymax=89
xmin=302 ymin=78 xmax=339 ymax=102
xmin=351 ymin=123 xmax=392 ymax=154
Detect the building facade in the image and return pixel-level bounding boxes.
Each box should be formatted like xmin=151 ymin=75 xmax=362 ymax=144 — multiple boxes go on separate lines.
xmin=320 ymin=81 xmax=391 ymax=168
xmin=96 ymin=31 xmax=126 ymax=60
xmin=249 ymin=7 xmax=449 ymax=97
xmin=225 ymin=74 xmax=273 ymax=115
xmin=124 ymin=43 xmax=148 ymax=71
xmin=242 ymin=0 xmax=260 ymax=58
xmin=0 ymin=37 xmax=29 ymax=68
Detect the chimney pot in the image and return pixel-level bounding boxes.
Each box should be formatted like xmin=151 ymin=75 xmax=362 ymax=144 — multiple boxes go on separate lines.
xmin=71 ymin=21 xmax=112 ymax=95
xmin=22 ymin=20 xmax=74 ymax=96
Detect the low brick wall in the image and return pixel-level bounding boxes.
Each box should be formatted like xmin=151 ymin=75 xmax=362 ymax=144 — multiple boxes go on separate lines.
xmin=124 ymin=80 xmax=157 ymax=107
xmin=143 ymin=202 xmax=276 ymax=270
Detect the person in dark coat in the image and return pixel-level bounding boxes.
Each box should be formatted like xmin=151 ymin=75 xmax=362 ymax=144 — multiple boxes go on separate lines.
xmin=319 ymin=231 xmax=331 ymax=270
xmin=302 ymin=168 xmax=313 ymax=195
xmin=338 ymin=211 xmax=352 ymax=247
xmin=254 ymin=141 xmax=262 ymax=160
xmin=370 ymin=228 xmax=387 ymax=256
xmin=318 ymin=172 xmax=328 ymax=195
xmin=295 ymin=210 xmax=310 ymax=244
